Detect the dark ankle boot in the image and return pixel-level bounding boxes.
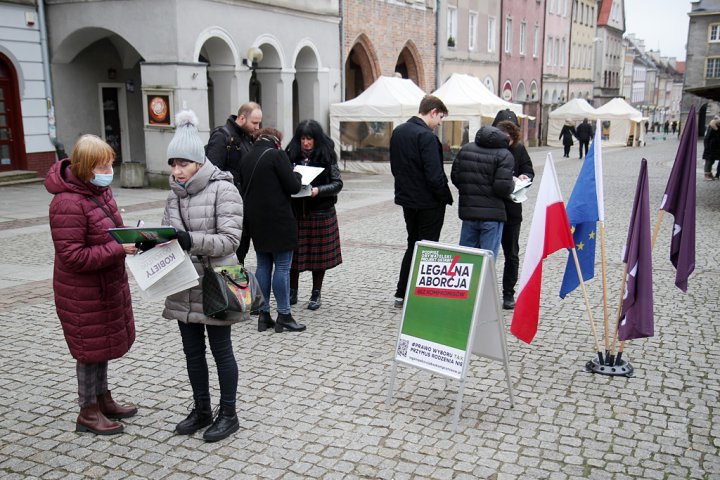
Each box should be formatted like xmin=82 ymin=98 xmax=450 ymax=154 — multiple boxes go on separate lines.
xmin=257 ymin=311 xmax=275 ymax=332
xmin=289 ymin=288 xmax=298 ymax=305
xmin=175 ymin=399 xmax=213 ymax=435
xmin=203 ymin=404 xmax=239 ymax=442
xmin=76 ymin=403 xmax=123 ymax=435
xmin=97 ymin=390 xmax=138 ymax=419
xmin=275 ymin=312 xmax=306 ymax=333
xmin=307 ymin=289 xmax=321 ymax=310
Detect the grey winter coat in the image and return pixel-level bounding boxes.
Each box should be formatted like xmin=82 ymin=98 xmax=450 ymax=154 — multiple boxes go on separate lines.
xmin=161 ymin=161 xmax=244 ymax=326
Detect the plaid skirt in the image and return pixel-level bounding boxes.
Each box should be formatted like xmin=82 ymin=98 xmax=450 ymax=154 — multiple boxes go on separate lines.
xmin=292 ymin=210 xmax=343 ymax=271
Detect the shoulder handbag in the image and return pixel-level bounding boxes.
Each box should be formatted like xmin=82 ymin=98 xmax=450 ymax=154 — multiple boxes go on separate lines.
xmin=177 ymin=195 xmax=263 ymax=320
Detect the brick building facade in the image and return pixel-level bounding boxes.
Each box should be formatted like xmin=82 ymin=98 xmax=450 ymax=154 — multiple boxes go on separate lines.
xmin=343 ymin=0 xmax=436 ymax=99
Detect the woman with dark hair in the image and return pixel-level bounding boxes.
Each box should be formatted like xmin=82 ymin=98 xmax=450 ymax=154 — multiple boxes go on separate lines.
xmin=286 ymin=120 xmax=343 ymax=311
xmin=241 ymin=127 xmax=305 ymax=332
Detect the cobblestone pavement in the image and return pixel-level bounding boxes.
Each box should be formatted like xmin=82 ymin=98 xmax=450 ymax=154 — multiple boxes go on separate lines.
xmin=0 ymin=138 xmax=718 ymax=479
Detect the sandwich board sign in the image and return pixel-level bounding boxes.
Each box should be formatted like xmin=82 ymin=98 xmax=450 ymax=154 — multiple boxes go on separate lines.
xmin=385 ymin=241 xmax=514 ymax=432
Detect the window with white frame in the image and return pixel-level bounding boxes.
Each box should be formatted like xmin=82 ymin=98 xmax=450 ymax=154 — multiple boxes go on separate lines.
xmin=590 ymin=6 xmax=595 ymax=25
xmin=563 ymin=0 xmax=568 ymax=16
xmin=573 ymin=0 xmax=578 ymax=22
xmin=707 ymin=57 xmax=720 ymax=78
xmin=555 ymin=38 xmax=560 ymax=65
xmin=710 ymin=24 xmax=720 ymax=42
xmin=560 ymin=38 xmax=566 ymax=66
xmin=505 ymin=17 xmax=513 ymax=54
xmin=546 ymin=36 xmax=553 ymax=65
xmin=488 ymin=17 xmax=496 ymax=52
xmin=534 ymin=25 xmax=539 ymax=57
xmin=520 ymin=21 xmax=527 ymax=55
xmin=448 ymin=6 xmax=458 ymax=46
xmin=469 ymin=12 xmax=478 ymax=51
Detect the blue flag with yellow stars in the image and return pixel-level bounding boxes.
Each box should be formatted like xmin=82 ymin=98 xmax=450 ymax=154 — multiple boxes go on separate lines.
xmin=559 ymin=139 xmax=601 ymax=298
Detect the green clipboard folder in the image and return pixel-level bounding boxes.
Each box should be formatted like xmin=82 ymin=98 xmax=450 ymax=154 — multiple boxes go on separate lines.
xmin=107 ymin=227 xmax=177 ymax=244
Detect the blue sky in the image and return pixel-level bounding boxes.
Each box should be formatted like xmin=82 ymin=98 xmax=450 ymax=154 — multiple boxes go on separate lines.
xmin=624 ymin=0 xmax=691 ymax=60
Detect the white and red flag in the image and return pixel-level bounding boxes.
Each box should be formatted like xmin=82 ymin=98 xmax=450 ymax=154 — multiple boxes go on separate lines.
xmin=511 ymin=154 xmax=575 ymax=344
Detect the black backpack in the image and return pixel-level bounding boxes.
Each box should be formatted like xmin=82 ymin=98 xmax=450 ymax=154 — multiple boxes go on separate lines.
xmin=205 ymin=124 xmax=238 ymax=162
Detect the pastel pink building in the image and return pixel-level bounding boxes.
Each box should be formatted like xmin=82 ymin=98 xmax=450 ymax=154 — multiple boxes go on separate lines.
xmin=499 ymin=0 xmax=546 ymax=145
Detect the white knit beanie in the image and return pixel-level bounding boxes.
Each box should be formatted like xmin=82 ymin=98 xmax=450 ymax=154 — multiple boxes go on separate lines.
xmin=167 ymin=110 xmax=205 ymax=164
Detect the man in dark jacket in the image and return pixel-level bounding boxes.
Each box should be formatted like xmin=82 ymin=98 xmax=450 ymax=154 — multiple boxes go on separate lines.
xmin=390 ymin=95 xmax=453 ymax=307
xmin=575 ymin=118 xmax=593 ymax=159
xmin=205 ymin=102 xmax=262 ymax=263
xmin=495 ymin=120 xmax=534 ymax=310
xmin=451 ymin=126 xmax=514 ymax=260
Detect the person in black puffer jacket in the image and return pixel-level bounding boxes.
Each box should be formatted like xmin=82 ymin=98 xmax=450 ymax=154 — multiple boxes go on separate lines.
xmin=451 ymin=125 xmax=515 ymax=258
xmin=286 ymin=120 xmax=343 ymax=311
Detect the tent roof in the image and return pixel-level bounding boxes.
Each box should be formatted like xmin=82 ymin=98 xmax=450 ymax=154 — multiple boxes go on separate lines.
xmin=548 ymin=98 xmax=597 ymax=119
xmin=330 ymin=76 xmax=425 ymax=119
xmin=431 ymin=73 xmax=523 ymax=118
xmin=594 ymin=97 xmax=643 ymax=121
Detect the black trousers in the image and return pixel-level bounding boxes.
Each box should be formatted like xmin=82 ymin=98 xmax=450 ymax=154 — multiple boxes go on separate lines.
xmin=501 ymin=221 xmax=521 ymax=299
xmin=563 ymin=144 xmax=571 ymax=157
xmin=579 ymin=140 xmax=590 ymax=158
xmin=395 ymin=205 xmax=446 ymax=299
xmin=177 ymin=322 xmax=238 ymax=407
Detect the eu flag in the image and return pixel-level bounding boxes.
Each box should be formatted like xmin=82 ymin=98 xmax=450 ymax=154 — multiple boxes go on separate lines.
xmin=559 ymin=129 xmax=602 ymax=298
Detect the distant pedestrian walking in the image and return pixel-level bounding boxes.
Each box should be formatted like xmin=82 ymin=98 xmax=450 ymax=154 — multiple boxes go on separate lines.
xmin=671 ymin=121 xmax=677 ymax=135
xmin=559 ymin=121 xmax=576 ymax=158
xmin=45 ymin=134 xmax=138 ymax=435
xmin=390 ymin=95 xmax=453 ymax=308
xmin=575 ymin=118 xmax=593 ymax=159
xmin=664 ymin=121 xmax=670 ymax=135
xmin=703 ymin=115 xmax=720 ymax=180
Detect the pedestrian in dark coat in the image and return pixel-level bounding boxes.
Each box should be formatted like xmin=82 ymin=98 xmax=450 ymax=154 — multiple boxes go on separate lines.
xmin=451 ymin=125 xmax=515 ymax=258
xmin=162 ymin=109 xmax=244 ymax=443
xmin=703 ymin=116 xmax=720 ymax=180
xmin=495 ymin=120 xmax=534 ymax=310
xmin=559 ymin=122 xmax=576 ymax=157
xmin=205 ymin=102 xmax=262 ymax=264
xmin=390 ymin=95 xmax=453 ymax=307
xmin=286 ymin=120 xmax=343 ymax=311
xmin=45 ymin=134 xmax=138 ymax=435
xmin=240 ymin=128 xmax=305 ymax=333
xmin=664 ymin=120 xmax=670 ymax=134
xmin=575 ymin=118 xmax=593 ymax=159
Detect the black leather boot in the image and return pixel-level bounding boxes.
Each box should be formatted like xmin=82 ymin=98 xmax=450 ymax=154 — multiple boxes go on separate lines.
xmin=175 ymin=399 xmax=213 ymax=435
xmin=275 ymin=313 xmax=306 ymax=333
xmin=257 ymin=311 xmax=275 ymax=332
xmin=307 ymin=289 xmax=321 ymax=310
xmin=203 ymin=404 xmax=239 ymax=442
xmin=289 ymin=288 xmax=298 ymax=305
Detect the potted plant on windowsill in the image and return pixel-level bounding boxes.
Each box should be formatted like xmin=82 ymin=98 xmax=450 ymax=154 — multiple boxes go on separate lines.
xmin=447 ymin=36 xmax=456 ymax=48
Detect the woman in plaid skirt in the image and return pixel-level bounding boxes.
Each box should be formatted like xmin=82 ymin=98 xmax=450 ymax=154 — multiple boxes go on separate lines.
xmin=286 ymin=120 xmax=343 ymax=310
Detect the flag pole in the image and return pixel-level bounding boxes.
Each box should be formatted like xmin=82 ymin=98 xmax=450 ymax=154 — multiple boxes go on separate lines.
xmin=608 ymin=262 xmax=628 ymax=363
xmin=599 ymin=220 xmax=611 ymax=363
xmin=571 ymin=247 xmax=603 ymax=363
xmin=650 ymin=210 xmax=665 ymax=251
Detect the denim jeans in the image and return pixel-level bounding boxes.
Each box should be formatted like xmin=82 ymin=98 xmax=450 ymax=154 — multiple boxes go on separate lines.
xmin=459 ymin=220 xmax=504 ymax=259
xmin=177 ymin=322 xmax=238 ymax=408
xmin=255 ymin=250 xmax=293 ymax=314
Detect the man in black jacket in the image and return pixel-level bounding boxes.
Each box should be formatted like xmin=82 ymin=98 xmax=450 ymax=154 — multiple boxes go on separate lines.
xmin=205 ymin=102 xmax=262 ymax=263
xmin=575 ymin=118 xmax=593 ymax=159
xmin=390 ymin=95 xmax=453 ymax=308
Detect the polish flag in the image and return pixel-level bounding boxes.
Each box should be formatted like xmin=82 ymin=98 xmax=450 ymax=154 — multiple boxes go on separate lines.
xmin=511 ymin=154 xmax=575 ymax=344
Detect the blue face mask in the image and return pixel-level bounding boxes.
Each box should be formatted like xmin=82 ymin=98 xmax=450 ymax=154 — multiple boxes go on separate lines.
xmin=90 ymin=169 xmax=114 ymax=187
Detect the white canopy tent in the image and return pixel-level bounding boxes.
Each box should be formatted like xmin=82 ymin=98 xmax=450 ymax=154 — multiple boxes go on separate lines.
xmin=593 ymin=97 xmax=646 ymax=147
xmin=547 ymin=97 xmax=645 ymax=147
xmin=330 ymin=76 xmax=426 ymax=172
xmin=431 ymin=73 xmax=524 ymax=138
xmin=547 ymin=98 xmax=597 ymax=147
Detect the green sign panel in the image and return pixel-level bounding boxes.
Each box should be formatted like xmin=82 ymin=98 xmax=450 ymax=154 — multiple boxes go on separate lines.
xmin=395 ymin=243 xmax=485 ymax=379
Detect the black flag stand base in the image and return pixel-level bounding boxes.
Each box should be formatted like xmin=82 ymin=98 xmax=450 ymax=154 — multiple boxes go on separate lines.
xmin=584 ymin=354 xmax=634 ymax=377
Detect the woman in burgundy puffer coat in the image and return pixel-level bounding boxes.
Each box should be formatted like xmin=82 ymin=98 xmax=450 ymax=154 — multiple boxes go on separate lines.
xmin=45 ymin=134 xmax=137 ymax=435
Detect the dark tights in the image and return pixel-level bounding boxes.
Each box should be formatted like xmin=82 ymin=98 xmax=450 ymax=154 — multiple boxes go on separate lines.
xmin=290 ymin=269 xmax=326 ymax=291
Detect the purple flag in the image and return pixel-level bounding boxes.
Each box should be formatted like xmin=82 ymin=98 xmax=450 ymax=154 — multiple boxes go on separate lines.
xmin=619 ymin=159 xmax=654 ymax=341
xmin=660 ymin=105 xmax=697 ymax=292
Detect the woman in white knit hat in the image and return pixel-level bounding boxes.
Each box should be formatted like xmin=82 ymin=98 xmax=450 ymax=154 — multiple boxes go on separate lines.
xmin=157 ymin=109 xmax=244 ymax=442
